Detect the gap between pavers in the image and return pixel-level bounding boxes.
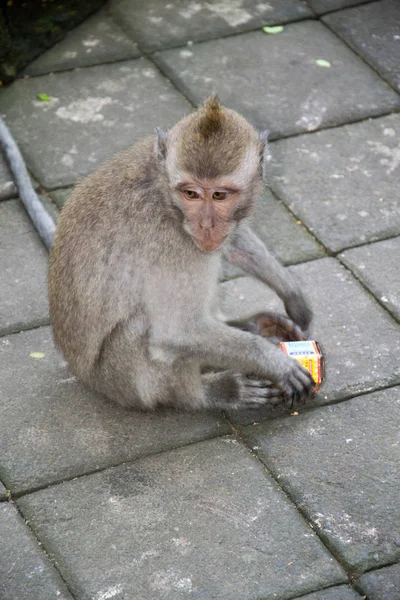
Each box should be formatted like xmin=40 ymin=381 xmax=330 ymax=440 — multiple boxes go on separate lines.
xmin=240 ymin=388 xmax=400 ymax=574
xmin=0 ymin=503 xmax=73 ymax=600
xmin=323 ymin=0 xmax=400 ymax=93
xmin=340 ymin=236 xmax=400 ymax=323
xmin=24 ymin=7 xmax=141 ymax=77
xmin=306 ymin=0 xmax=376 ymax=15
xmin=291 ymin=584 xmax=363 ymax=600
xmin=355 ymin=563 xmax=400 ymax=600
xmin=17 ymin=436 xmax=347 ymax=600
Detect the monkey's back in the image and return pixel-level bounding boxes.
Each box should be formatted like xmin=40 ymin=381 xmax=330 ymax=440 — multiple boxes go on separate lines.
xmin=48 ymin=137 xmax=182 ymax=381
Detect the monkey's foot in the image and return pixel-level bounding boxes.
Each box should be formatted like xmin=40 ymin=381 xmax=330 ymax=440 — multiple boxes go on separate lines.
xmin=203 ymin=372 xmax=285 ymax=411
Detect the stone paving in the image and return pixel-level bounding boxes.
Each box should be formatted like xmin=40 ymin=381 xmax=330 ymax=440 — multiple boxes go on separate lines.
xmin=0 ymin=1 xmax=399 ymax=599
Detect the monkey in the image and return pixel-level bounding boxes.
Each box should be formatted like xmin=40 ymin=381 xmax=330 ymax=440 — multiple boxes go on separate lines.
xmin=46 ymin=95 xmax=315 ymax=411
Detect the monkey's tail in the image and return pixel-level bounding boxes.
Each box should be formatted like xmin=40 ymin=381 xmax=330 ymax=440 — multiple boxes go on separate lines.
xmin=0 ymin=115 xmax=55 ymax=251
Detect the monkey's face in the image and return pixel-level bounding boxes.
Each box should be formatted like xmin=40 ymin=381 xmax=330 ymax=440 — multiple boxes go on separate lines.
xmin=174 ymin=180 xmax=252 ymax=252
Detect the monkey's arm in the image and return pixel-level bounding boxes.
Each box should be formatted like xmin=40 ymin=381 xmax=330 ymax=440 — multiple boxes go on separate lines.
xmin=222 ymin=224 xmax=312 ymax=332
xmin=151 ymin=316 xmax=314 ymax=402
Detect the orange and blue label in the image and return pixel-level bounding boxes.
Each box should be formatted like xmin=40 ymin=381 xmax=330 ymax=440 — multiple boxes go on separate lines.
xmin=280 ymin=340 xmax=324 ymax=392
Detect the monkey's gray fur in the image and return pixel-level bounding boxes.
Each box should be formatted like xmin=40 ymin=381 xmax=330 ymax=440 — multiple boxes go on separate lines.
xmin=48 ymin=98 xmax=314 ymax=411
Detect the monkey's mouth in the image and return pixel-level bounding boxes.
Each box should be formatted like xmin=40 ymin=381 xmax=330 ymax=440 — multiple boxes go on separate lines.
xmin=192 ymin=236 xmax=227 ymax=252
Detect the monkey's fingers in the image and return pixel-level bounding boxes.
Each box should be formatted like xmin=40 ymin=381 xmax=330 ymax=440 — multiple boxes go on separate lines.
xmin=244 ymin=379 xmax=286 ymax=407
xmin=287 ymin=366 xmax=315 ymax=405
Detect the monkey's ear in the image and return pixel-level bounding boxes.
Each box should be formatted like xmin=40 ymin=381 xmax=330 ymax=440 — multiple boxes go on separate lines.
xmin=155 ymin=127 xmax=168 ymax=161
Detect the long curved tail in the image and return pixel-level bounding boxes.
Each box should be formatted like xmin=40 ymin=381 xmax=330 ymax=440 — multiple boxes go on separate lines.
xmin=0 ymin=115 xmax=55 ymax=250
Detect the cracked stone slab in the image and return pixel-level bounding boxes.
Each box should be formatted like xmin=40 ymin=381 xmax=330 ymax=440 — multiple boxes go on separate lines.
xmin=24 ymin=8 xmax=140 ymax=76
xmin=356 ymin=563 xmax=400 ymax=600
xmin=155 ymin=21 xmax=400 ymax=139
xmin=110 ymin=0 xmax=312 ymax=53
xmin=241 ymin=388 xmax=400 ymax=572
xmin=219 ymin=257 xmax=400 ymax=424
xmin=18 ymin=437 xmax=345 ymax=600
xmin=292 ymin=585 xmax=363 ymax=600
xmin=307 ymin=0 xmax=376 ymax=14
xmin=340 ymin=237 xmax=400 ymax=322
xmin=0 ymin=326 xmax=230 ymax=494
xmin=324 ymin=0 xmax=400 ymax=92
xmin=0 ymin=200 xmax=49 ymax=336
xmin=0 ymin=59 xmax=191 ymax=188
xmin=0 ymin=503 xmax=73 ymax=600
xmin=270 ymin=114 xmax=400 ymax=253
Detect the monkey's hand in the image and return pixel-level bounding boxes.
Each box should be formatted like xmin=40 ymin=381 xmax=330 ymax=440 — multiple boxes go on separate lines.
xmin=284 ymin=292 xmax=313 ymax=334
xmin=274 ymin=353 xmax=315 ymax=405
xmin=231 ymin=312 xmax=306 ymax=342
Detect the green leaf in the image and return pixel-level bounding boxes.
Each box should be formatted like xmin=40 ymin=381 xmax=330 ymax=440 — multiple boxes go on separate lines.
xmin=316 ymin=59 xmax=331 ymax=68
xmin=37 ymin=93 xmax=51 ymax=101
xmin=30 ymin=352 xmax=45 ymax=359
xmin=262 ymin=25 xmax=284 ymax=35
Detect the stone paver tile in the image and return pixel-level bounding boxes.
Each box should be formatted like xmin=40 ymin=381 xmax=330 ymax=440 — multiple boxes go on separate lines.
xmin=356 ymin=563 xmax=400 ymax=600
xmin=0 ymin=154 xmax=17 ymax=200
xmin=156 ymin=21 xmax=400 ymax=139
xmin=218 ymin=257 xmax=400 ymax=423
xmin=340 ymin=237 xmax=400 ymax=322
xmin=0 ymin=200 xmax=49 ymax=336
xmin=24 ymin=8 xmax=140 ymax=76
xmin=220 ymin=188 xmax=325 ymax=280
xmin=251 ymin=189 xmax=325 ymax=265
xmin=292 ymin=585 xmax=362 ymax=600
xmin=324 ymin=1 xmax=400 ymax=92
xmin=110 ymin=0 xmax=312 ymax=53
xmin=241 ymin=388 xmax=400 ymax=572
xmin=49 ymin=187 xmax=72 ymax=209
xmin=0 ymin=481 xmax=6 ymax=500
xmin=0 ymin=503 xmax=73 ymax=600
xmin=307 ymin=0 xmax=376 ymax=14
xmin=0 ymin=326 xmax=230 ymax=494
xmin=18 ymin=437 xmax=346 ymax=600
xmin=0 ymin=59 xmax=191 ymax=188
xmin=270 ymin=113 xmax=400 ymax=253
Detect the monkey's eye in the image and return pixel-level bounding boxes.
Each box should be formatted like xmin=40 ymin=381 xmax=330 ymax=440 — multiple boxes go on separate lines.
xmin=212 ymin=191 xmax=229 ymax=201
xmin=184 ymin=190 xmax=200 ymax=200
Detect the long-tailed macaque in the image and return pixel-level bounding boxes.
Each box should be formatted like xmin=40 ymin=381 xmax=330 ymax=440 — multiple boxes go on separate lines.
xmin=48 ymin=96 xmax=314 ymax=411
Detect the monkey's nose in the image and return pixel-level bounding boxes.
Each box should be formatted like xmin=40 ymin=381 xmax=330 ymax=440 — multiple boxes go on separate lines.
xmin=200 ymin=217 xmax=213 ymax=230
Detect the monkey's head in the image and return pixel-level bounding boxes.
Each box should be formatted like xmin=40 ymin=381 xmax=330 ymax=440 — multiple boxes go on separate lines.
xmin=156 ymin=96 xmax=268 ymax=252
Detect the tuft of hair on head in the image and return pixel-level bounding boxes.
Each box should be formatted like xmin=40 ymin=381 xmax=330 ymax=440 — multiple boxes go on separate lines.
xmin=197 ymin=94 xmax=224 ymax=139
xmin=176 ymin=95 xmax=259 ymax=180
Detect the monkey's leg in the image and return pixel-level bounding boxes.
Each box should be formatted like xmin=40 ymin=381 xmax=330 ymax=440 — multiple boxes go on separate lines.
xmin=227 ymin=312 xmax=306 ymax=342
xmin=201 ymin=371 xmax=284 ymax=411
